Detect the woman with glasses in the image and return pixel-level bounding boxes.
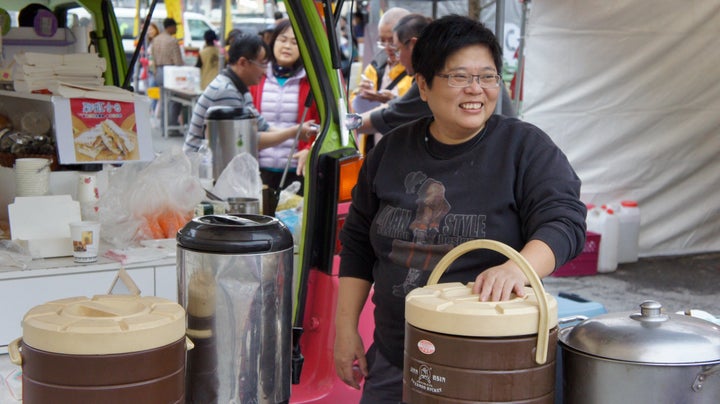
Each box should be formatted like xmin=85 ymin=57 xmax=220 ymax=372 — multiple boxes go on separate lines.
xmin=334 ymin=15 xmax=587 ymax=403
xmin=249 ymin=19 xmax=319 ymax=194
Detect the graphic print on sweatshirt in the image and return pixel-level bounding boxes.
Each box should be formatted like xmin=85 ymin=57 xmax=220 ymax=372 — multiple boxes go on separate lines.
xmin=375 ymin=171 xmax=487 ymax=297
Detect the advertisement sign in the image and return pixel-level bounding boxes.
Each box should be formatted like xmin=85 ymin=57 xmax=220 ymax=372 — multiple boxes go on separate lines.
xmin=55 ymin=95 xmax=154 ymax=164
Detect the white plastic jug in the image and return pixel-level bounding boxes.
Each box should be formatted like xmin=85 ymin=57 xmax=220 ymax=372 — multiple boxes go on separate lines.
xmin=586 ymin=207 xmax=619 ymax=273
xmin=617 ymin=200 xmax=641 ymax=263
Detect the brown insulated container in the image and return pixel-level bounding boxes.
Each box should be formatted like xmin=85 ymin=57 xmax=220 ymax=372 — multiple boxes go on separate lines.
xmin=403 ymin=240 xmax=559 ymax=404
xmin=9 ymin=294 xmax=189 ymax=404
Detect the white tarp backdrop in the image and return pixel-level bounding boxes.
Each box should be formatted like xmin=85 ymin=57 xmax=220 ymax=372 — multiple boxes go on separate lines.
xmin=522 ymin=0 xmax=720 ymax=256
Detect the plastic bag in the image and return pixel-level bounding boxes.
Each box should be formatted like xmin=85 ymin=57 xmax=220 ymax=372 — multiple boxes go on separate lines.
xmin=212 ymin=152 xmax=263 ymax=200
xmin=276 ymin=181 xmax=303 ymax=211
xmin=275 ymin=206 xmax=303 ymax=246
xmin=0 ymin=240 xmax=32 ymax=270
xmin=98 ymin=147 xmax=206 ymax=248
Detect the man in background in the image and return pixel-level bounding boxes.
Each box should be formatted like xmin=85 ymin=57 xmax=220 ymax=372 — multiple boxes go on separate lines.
xmin=152 ymin=18 xmax=184 ymax=136
xmin=350 ymin=7 xmax=412 ymax=153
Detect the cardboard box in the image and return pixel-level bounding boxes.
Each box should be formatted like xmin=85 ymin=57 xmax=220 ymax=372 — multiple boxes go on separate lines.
xmin=552 ymin=231 xmax=600 ymax=277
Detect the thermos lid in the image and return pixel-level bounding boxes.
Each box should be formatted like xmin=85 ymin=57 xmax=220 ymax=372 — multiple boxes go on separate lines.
xmin=406 ymin=284 xmax=558 ymax=337
xmin=177 ymin=214 xmax=293 ymax=254
xmin=22 ymin=295 xmax=185 ymax=355
xmin=205 ymin=105 xmax=256 ymax=120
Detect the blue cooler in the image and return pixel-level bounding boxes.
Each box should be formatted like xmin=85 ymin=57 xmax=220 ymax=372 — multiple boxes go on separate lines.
xmin=554 ymin=292 xmax=607 ymax=404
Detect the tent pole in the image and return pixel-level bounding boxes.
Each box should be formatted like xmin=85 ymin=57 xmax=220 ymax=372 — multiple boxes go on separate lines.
xmin=495 ymin=0 xmax=505 ymax=115
xmin=514 ymin=0 xmax=529 ymax=113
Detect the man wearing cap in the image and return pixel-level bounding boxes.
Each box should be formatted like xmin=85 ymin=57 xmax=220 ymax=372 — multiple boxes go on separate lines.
xmin=152 ymin=18 xmax=185 ymax=135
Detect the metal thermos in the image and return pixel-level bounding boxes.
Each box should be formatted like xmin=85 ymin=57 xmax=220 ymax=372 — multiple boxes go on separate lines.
xmin=177 ymin=214 xmax=294 ymax=403
xmin=205 ymin=106 xmax=258 ymax=180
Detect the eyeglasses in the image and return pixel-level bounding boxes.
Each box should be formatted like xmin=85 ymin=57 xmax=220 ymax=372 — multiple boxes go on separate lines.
xmin=277 ymin=35 xmax=297 ymax=46
xmin=436 ymin=73 xmax=502 ymax=88
xmin=376 ymin=40 xmax=397 ymax=51
xmin=248 ymin=58 xmax=269 ymax=69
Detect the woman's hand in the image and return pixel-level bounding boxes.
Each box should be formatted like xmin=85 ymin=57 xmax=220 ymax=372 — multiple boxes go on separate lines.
xmin=471 ymin=240 xmax=556 ymax=301
xmin=334 ymin=277 xmax=372 ymax=389
xmin=299 ymin=120 xmax=318 ymax=142
xmin=471 ymin=261 xmax=528 ymax=302
xmin=293 ymin=149 xmax=309 ymax=176
xmin=334 ymin=324 xmax=368 ymax=389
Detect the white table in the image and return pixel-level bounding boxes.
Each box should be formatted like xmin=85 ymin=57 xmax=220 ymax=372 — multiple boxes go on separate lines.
xmin=161 ymin=87 xmax=200 ymax=137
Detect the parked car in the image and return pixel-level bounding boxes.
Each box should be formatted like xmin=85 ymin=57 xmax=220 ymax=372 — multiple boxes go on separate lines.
xmin=107 ymin=7 xmax=217 ymax=66
xmin=209 ymin=9 xmax=275 ymax=35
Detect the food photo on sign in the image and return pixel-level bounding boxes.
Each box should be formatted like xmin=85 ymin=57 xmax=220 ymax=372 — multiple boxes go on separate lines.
xmin=53 ymin=86 xmax=154 ymax=164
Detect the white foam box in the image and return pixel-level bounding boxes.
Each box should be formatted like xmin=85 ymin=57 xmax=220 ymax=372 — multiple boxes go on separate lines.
xmin=8 ymin=195 xmax=81 ymax=258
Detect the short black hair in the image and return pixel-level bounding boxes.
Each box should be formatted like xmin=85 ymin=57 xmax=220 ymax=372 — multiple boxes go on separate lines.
xmin=226 ymin=28 xmax=243 ymax=45
xmin=204 ymin=29 xmax=217 ymax=45
xmin=393 ymin=14 xmax=431 ymax=45
xmin=228 ymin=33 xmax=267 ymax=65
xmin=163 ymin=18 xmax=177 ymax=29
xmin=412 ymin=15 xmax=503 ymax=88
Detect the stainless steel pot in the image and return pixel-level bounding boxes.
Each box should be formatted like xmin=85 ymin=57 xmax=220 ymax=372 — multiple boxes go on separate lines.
xmin=205 ymin=106 xmax=258 ymax=180
xmin=559 ymin=300 xmax=720 ymax=404
xmin=177 ymin=214 xmax=294 ymax=403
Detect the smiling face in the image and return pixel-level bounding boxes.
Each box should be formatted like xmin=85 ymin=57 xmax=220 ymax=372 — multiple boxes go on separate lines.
xmin=273 ymin=26 xmax=299 ymax=68
xmin=417 ymin=44 xmax=500 ymax=144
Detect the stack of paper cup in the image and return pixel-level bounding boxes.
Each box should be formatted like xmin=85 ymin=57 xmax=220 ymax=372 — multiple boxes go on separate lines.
xmin=77 ymin=173 xmax=100 ymax=220
xmin=15 ymin=158 xmax=51 ymax=197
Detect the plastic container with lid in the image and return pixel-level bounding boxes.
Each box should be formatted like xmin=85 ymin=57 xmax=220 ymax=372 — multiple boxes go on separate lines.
xmin=617 ymin=200 xmax=641 ymax=263
xmin=9 ymin=295 xmax=190 ymax=404
xmin=587 ymin=206 xmax=619 ymax=273
xmin=404 ymin=239 xmax=559 ymax=404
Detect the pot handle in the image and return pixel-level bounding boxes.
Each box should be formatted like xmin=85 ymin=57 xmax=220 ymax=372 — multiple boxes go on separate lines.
xmin=426 ymin=239 xmax=551 ymax=365
xmin=8 ymin=337 xmax=22 ymax=366
xmin=692 ymin=363 xmax=720 ymax=392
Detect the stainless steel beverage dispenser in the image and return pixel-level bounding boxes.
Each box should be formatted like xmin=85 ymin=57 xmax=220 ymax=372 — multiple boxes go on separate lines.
xmin=177 ymin=214 xmax=294 ymax=403
xmin=205 ymin=106 xmax=258 ymax=180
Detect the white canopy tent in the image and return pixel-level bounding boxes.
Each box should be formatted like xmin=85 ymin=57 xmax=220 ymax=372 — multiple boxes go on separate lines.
xmin=521 ymin=0 xmax=720 ymax=256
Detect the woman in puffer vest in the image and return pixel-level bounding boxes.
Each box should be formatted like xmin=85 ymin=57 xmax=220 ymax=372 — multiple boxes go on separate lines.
xmin=249 ymin=19 xmax=319 ymax=194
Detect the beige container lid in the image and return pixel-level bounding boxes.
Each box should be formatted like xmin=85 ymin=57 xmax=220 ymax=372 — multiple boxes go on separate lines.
xmin=406 ymin=283 xmax=558 ymax=337
xmin=22 ymin=295 xmax=186 ymax=355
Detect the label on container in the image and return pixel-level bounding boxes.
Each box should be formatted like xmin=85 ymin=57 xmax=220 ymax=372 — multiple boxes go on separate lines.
xmin=417 ymin=339 xmax=436 ymax=355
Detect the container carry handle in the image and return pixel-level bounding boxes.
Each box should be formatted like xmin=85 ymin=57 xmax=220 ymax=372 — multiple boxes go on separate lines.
xmin=426 ymin=239 xmax=551 ymax=365
xmin=8 ymin=338 xmax=22 ymax=366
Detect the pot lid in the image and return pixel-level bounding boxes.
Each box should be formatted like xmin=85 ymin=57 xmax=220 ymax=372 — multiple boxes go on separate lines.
xmin=205 ymin=105 xmax=256 ymax=120
xmin=22 ymin=295 xmax=186 ymax=355
xmin=405 ymin=283 xmax=558 ymax=337
xmin=560 ymin=300 xmax=720 ymax=364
